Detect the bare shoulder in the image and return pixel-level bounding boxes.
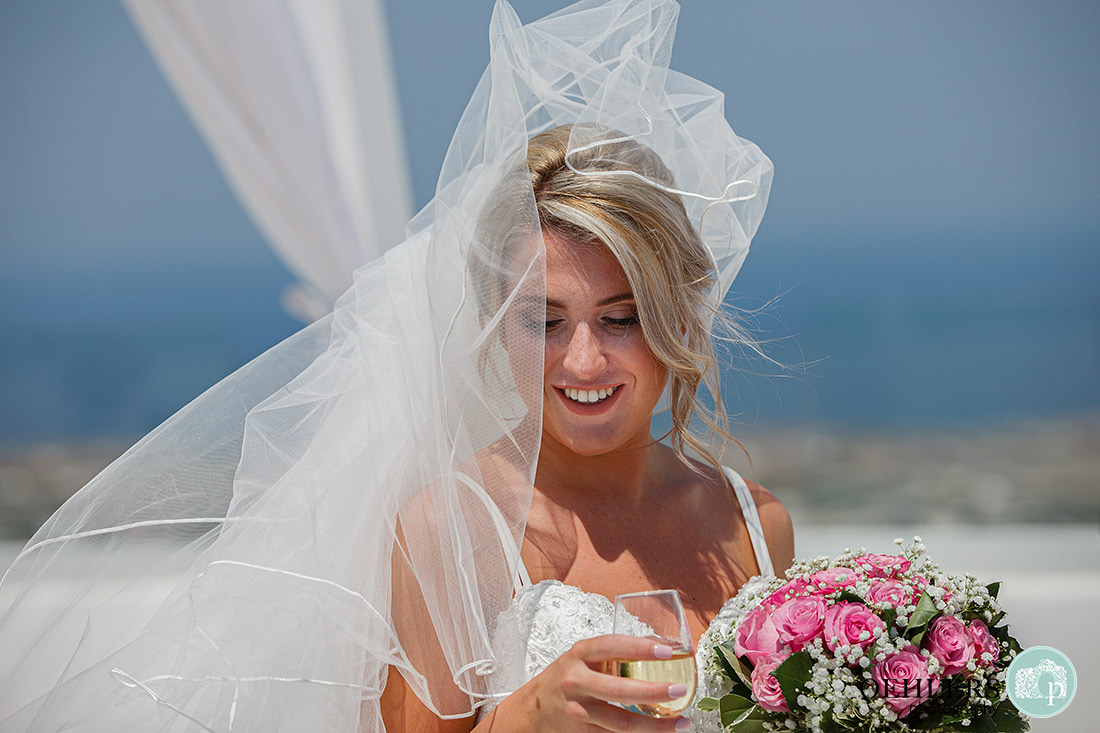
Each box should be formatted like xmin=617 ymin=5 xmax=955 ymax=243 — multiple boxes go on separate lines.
xmin=744 ymin=478 xmax=795 ymax=578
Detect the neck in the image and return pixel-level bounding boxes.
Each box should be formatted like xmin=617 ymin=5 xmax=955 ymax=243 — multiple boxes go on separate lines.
xmin=534 ymin=431 xmax=667 ymax=507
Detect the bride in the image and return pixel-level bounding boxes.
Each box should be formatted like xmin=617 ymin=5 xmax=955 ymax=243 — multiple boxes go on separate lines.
xmin=0 ymin=1 xmax=789 ymax=731
xmin=382 ymin=123 xmax=794 ymax=732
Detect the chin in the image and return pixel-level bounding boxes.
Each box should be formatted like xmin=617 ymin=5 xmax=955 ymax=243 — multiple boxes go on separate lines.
xmin=559 ymin=439 xmax=621 ymax=457
xmin=542 ymin=422 xmax=647 ymax=458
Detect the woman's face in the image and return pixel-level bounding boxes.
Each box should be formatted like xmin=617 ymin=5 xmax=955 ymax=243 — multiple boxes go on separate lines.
xmin=537 ymin=229 xmax=667 ymax=458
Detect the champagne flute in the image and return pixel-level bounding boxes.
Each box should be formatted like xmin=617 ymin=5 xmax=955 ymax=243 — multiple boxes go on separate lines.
xmin=613 ymin=589 xmax=697 ymax=717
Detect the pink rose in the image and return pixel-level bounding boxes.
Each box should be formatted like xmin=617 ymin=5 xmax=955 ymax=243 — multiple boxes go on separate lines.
xmin=808 ymin=567 xmax=862 ymax=594
xmin=872 ymin=646 xmax=940 ymax=718
xmin=858 ymin=553 xmax=912 ymax=579
xmin=923 ymin=616 xmax=975 ymax=676
xmin=734 ymin=603 xmax=785 ymax=665
xmin=866 ymin=579 xmax=916 ymax=608
xmin=968 ymin=619 xmax=999 ymax=668
xmin=824 ymin=602 xmax=885 ymax=653
xmin=766 ymin=578 xmax=810 ymax=606
xmin=749 ymin=654 xmax=789 ymax=712
xmin=772 ymin=597 xmax=826 ymax=651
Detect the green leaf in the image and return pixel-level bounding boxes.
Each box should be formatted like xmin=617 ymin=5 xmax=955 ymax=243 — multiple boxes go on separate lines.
xmin=971 ymin=709 xmax=998 ymax=733
xmin=728 ymin=676 xmax=753 ymax=702
xmin=991 ymin=699 xmax=1030 ymax=733
xmin=771 ymin=650 xmax=814 ymax=712
xmin=717 ymin=693 xmax=770 ymax=731
xmin=717 ymin=692 xmax=753 ymax=724
xmin=696 ymin=696 xmax=719 ymax=711
xmin=960 ymin=608 xmax=986 ymax=622
xmin=985 ymin=581 xmax=1001 ymax=600
xmin=908 ymin=591 xmax=940 ymax=629
xmin=880 ymin=607 xmax=898 ymax=630
xmin=714 ymin=642 xmax=739 ymax=682
xmin=903 ymin=591 xmax=940 ymax=644
xmin=716 ymin=641 xmax=753 ymax=690
xmin=728 ymin=717 xmax=769 ymax=733
xmin=989 ymin=623 xmax=1024 ymax=655
xmin=836 ymin=589 xmax=865 ymax=605
xmin=817 ymin=711 xmax=840 ymax=733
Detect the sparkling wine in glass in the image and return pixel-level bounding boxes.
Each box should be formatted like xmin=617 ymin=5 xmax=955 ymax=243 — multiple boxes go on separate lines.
xmin=613 ymin=589 xmax=697 ymax=717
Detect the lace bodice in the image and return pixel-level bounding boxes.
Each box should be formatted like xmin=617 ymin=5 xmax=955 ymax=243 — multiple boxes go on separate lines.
xmin=481 ymin=468 xmax=774 ymax=731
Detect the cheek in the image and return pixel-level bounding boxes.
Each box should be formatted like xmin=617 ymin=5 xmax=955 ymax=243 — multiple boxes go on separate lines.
xmin=541 ymin=329 xmax=577 ymax=372
xmin=623 ymin=336 xmax=667 ymax=389
xmin=499 ymin=316 xmax=546 ymax=371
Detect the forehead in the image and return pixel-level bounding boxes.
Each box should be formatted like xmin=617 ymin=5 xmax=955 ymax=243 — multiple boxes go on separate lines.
xmin=543 ymin=229 xmax=631 ymax=302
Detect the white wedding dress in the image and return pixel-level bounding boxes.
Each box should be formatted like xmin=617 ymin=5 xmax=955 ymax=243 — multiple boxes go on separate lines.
xmin=481 ymin=467 xmax=776 ymax=731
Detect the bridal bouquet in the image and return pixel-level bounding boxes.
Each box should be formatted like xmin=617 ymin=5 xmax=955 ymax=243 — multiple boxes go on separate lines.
xmin=696 ymin=539 xmax=1028 ymax=732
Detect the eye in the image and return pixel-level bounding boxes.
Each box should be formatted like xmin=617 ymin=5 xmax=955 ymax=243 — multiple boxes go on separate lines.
xmin=604 ymin=314 xmax=640 ymax=329
xmin=519 ymin=308 xmax=563 ymax=334
xmin=523 ymin=315 xmax=563 ymax=333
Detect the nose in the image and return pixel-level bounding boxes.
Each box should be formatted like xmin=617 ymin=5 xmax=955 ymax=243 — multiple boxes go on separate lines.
xmin=562 ymin=322 xmax=607 ymax=380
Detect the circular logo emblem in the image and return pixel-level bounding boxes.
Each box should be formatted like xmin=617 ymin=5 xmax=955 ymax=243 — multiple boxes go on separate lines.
xmin=1006 ymin=646 xmax=1076 ymax=718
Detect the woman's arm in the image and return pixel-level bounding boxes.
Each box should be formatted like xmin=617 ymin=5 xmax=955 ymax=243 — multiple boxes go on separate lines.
xmin=378 ymin=665 xmax=474 ymax=733
xmin=746 ymin=479 xmax=795 ymax=578
xmin=380 ymin=636 xmax=693 ymax=732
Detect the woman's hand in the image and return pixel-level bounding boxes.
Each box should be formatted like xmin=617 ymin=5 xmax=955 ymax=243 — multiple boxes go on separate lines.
xmin=478 ymin=634 xmax=692 ymax=732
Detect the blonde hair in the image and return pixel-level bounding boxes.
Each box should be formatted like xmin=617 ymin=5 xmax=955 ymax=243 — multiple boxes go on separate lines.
xmin=527 ymin=124 xmax=744 ymax=476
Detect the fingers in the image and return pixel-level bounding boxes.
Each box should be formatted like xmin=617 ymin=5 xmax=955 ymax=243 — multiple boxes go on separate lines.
xmin=566 ymin=635 xmax=693 ymax=712
xmin=573 ymin=634 xmax=679 ymax=664
xmin=561 ymin=635 xmax=695 ymax=730
xmin=576 ymin=667 xmax=687 ymax=710
xmin=578 ymin=700 xmax=692 ymax=732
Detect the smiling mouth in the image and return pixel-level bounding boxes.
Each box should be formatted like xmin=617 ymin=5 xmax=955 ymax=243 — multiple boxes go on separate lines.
xmin=559 ymin=386 xmax=619 ymax=404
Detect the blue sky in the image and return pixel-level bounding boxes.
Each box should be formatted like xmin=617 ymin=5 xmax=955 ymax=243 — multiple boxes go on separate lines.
xmin=1 ymin=0 xmax=1098 ymax=439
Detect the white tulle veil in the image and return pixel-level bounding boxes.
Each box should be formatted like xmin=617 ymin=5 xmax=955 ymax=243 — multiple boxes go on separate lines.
xmin=0 ymin=1 xmax=771 ymax=730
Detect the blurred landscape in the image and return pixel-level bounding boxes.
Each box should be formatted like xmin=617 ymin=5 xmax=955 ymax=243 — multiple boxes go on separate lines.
xmin=741 ymin=418 xmax=1099 ymax=526
xmin=3 ymin=416 xmax=1096 ymax=540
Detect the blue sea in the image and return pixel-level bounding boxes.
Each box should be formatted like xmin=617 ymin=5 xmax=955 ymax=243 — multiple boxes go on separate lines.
xmin=1 ymin=232 xmax=1097 ymax=443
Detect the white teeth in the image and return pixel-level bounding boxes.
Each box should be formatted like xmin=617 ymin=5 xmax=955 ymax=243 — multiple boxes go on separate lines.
xmin=564 ymin=386 xmax=617 ymax=404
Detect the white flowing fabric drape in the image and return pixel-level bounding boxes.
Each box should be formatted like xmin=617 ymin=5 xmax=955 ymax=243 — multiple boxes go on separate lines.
xmin=123 ymin=0 xmax=413 ymax=321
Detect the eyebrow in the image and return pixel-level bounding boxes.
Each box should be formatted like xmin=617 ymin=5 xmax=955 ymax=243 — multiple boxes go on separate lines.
xmin=527 ymin=292 xmax=635 ymax=309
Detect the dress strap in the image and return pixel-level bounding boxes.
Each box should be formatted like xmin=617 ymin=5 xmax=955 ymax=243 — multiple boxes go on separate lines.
xmin=724 ymin=467 xmax=774 ymax=577
xmin=516 ymin=549 xmax=532 ymax=587
xmin=453 ymin=471 xmax=531 ymax=588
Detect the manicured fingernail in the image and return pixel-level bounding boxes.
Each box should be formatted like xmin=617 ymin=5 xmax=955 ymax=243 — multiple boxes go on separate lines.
xmin=668 ymin=683 xmax=688 ymax=698
xmin=675 ymin=717 xmax=692 ymax=731
xmin=653 ymin=644 xmax=673 ymax=659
